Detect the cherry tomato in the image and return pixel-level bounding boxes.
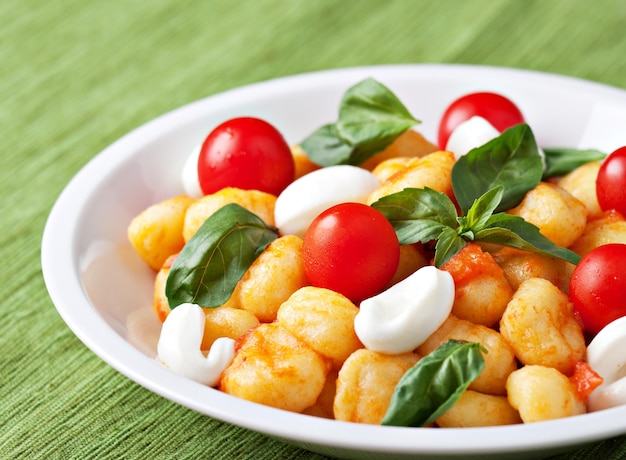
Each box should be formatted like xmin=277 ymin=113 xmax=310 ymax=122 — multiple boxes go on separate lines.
xmin=596 ymin=146 xmax=626 ymax=216
xmin=569 ymin=244 xmax=626 ymax=335
xmin=302 ymin=202 xmax=400 ymax=302
xmin=198 ymin=117 xmax=295 ymax=196
xmin=437 ymin=92 xmax=525 ymax=149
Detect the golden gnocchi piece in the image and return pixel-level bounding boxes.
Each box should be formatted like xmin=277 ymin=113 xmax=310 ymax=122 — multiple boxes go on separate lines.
xmin=507 ymin=182 xmax=588 ymax=248
xmin=220 ymin=323 xmax=329 ymax=413
xmin=500 ymin=277 xmax=585 ymax=376
xmin=418 ymin=314 xmax=517 ymax=396
xmin=436 ymin=390 xmax=522 ymax=427
xmin=153 ymin=254 xmax=175 ymax=322
xmin=570 ymin=210 xmax=626 ymax=257
xmin=371 ymin=156 xmax=413 ymax=183
xmin=128 ymin=194 xmax=195 ymax=270
xmin=387 ymin=244 xmax=428 ymax=287
xmin=291 ymin=144 xmax=321 ymax=179
xmin=366 ymin=150 xmax=456 ymax=204
xmin=558 ymin=160 xmax=602 ymax=219
xmin=277 ymin=286 xmax=362 ymax=370
xmin=359 ymin=129 xmax=438 ymax=171
xmin=507 ymin=365 xmax=586 ymax=423
xmin=301 ymin=370 xmax=338 ymax=419
xmin=441 ymin=243 xmax=514 ymax=327
xmin=334 ymin=349 xmax=420 ymax=424
xmin=183 ymin=187 xmax=276 ymax=242
xmin=492 ymin=247 xmax=574 ymax=292
xmin=153 ymin=253 xmax=242 ymax=320
xmin=201 ymin=306 xmax=259 ymax=350
xmin=238 ymin=235 xmax=308 ymax=323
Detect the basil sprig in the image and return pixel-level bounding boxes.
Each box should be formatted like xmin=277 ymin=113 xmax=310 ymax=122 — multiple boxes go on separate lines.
xmin=382 ymin=340 xmax=486 ymax=427
xmin=452 ymin=123 xmax=544 ymax=214
xmin=542 ymin=147 xmax=606 ymax=178
xmin=300 ymin=78 xmax=420 ymax=166
xmin=372 ymin=124 xmax=583 ymax=267
xmin=165 ymin=203 xmax=278 ymax=309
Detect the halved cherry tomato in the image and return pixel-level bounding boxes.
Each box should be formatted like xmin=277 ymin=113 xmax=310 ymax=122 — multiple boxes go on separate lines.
xmin=198 ymin=117 xmax=295 ymax=196
xmin=437 ymin=92 xmax=525 ymax=149
xmin=569 ymin=243 xmax=626 ymax=335
xmin=302 ymin=202 xmax=400 ymax=302
xmin=596 ymin=146 xmax=626 ymax=216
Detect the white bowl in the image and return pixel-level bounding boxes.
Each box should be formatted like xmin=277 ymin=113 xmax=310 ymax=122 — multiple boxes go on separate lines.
xmin=42 ymin=64 xmax=626 ymax=459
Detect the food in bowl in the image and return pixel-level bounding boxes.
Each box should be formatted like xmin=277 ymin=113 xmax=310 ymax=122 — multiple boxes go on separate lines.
xmin=126 ymin=76 xmax=626 ymax=428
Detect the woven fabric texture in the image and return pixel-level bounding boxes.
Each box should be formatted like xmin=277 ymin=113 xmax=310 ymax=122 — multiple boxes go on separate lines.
xmin=2 ymin=0 xmax=626 ymax=458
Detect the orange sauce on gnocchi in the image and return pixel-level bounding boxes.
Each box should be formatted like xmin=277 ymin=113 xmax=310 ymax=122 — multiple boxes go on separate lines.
xmin=441 ymin=243 xmax=504 ymax=288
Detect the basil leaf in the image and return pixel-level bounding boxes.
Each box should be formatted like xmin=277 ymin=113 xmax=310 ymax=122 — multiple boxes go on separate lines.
xmin=371 ymin=187 xmax=458 ymax=245
xmin=475 ymin=213 xmax=581 ymax=265
xmin=299 ymin=124 xmax=355 ymax=167
xmin=542 ymin=147 xmax=606 ymax=179
xmin=345 ymin=135 xmax=404 ymax=167
xmin=165 ymin=203 xmax=279 ymax=309
xmin=300 ymin=78 xmax=420 ymax=166
xmin=337 ymin=77 xmax=420 ymax=147
xmin=381 ymin=340 xmax=486 ymax=427
xmin=459 ymin=185 xmax=504 ymax=235
xmin=452 ymin=124 xmax=543 ymax=214
xmin=434 ymin=226 xmax=466 ymax=268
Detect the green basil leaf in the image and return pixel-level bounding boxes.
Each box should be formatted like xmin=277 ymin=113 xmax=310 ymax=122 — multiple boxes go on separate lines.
xmin=347 ymin=135 xmax=402 ymax=167
xmin=371 ymin=187 xmax=458 ymax=245
xmin=542 ymin=147 xmax=606 ymax=179
xmin=434 ymin=226 xmax=467 ymax=268
xmin=300 ymin=123 xmax=393 ymax=167
xmin=165 ymin=203 xmax=279 ymax=309
xmin=300 ymin=78 xmax=420 ymax=166
xmin=475 ymin=213 xmax=581 ymax=265
xmin=299 ymin=124 xmax=354 ymax=167
xmin=460 ymin=185 xmax=504 ymax=234
xmin=452 ymin=124 xmax=543 ymax=214
xmin=381 ymin=340 xmax=486 ymax=427
xmin=337 ymin=77 xmax=420 ymax=147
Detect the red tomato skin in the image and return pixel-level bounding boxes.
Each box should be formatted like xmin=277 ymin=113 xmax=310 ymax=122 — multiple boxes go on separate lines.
xmin=569 ymin=244 xmax=626 ymax=335
xmin=437 ymin=92 xmax=525 ymax=149
xmin=197 ymin=117 xmax=295 ymax=196
xmin=597 ymin=146 xmax=626 ymax=216
xmin=302 ymin=203 xmax=400 ymax=302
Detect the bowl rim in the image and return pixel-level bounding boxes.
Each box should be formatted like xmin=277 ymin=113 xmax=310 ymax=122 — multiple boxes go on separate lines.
xmin=41 ymin=63 xmax=626 ymax=458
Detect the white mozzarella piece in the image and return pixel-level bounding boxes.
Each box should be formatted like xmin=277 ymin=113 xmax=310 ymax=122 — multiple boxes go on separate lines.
xmin=587 ymin=316 xmax=626 ymax=411
xmin=274 ymin=165 xmax=380 ymax=238
xmin=181 ymin=145 xmax=204 ymax=198
xmin=157 ymin=303 xmax=235 ymax=386
xmin=354 ymin=266 xmax=455 ymax=354
xmin=445 ymin=116 xmax=500 ymax=159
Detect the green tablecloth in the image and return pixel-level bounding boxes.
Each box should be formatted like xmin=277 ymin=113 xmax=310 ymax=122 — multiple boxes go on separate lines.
xmin=3 ymin=0 xmax=626 ymax=458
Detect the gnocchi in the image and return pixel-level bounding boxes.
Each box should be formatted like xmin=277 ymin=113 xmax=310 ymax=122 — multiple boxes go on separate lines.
xmin=219 ymin=322 xmax=330 ymax=412
xmin=441 ymin=243 xmax=514 ymax=327
xmin=333 ymin=349 xmax=420 ymax=424
xmin=366 ymin=150 xmax=455 ymax=204
xmin=417 ymin=314 xmax=517 ymax=396
xmin=570 ymin=210 xmax=626 ymax=256
xmin=238 ymin=235 xmax=308 ymax=322
xmin=436 ymin=390 xmax=522 ymax=427
xmin=277 ymin=286 xmax=362 ymax=370
xmin=128 ymin=194 xmax=194 ymax=270
xmin=507 ymin=365 xmax=586 ymax=422
xmin=508 ymin=182 xmax=587 ymax=248
xmin=183 ymin=187 xmax=276 ymax=241
xmin=500 ymin=277 xmax=585 ymax=375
